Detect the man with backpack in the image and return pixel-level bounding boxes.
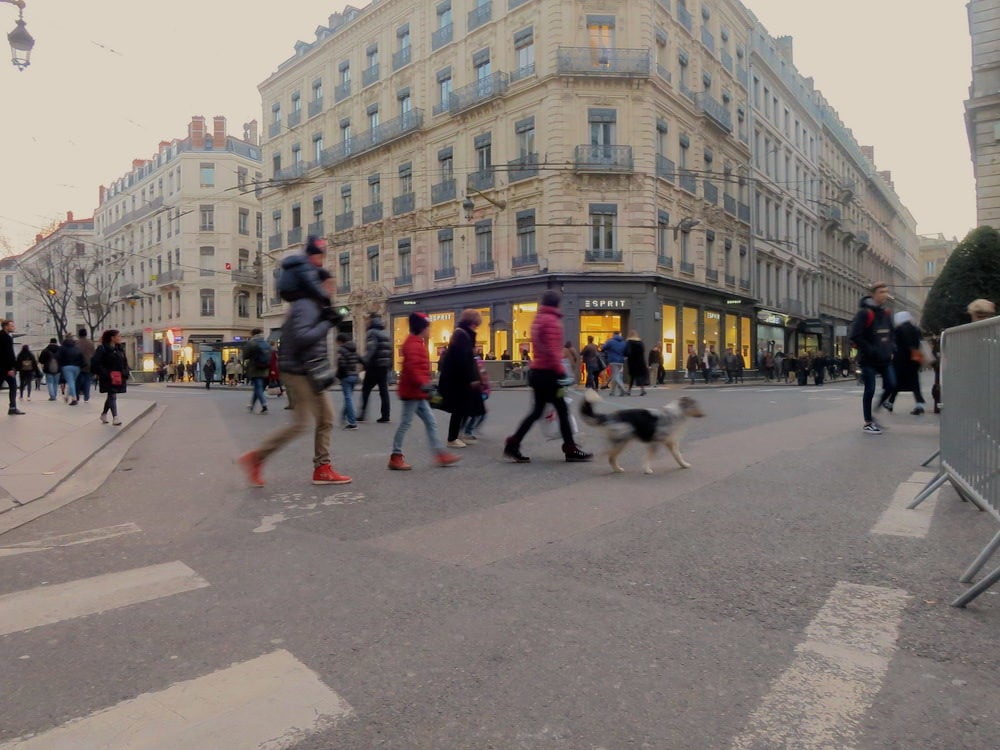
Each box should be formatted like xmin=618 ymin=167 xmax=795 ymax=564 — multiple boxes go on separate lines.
xmin=244 ymin=328 xmax=272 ymax=414
xmin=38 ymin=338 xmax=62 ymax=401
xmin=849 ymin=281 xmax=896 ymax=435
xmin=359 ymin=313 xmax=393 ymax=423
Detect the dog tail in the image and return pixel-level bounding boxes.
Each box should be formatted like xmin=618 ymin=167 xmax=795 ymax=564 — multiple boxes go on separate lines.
xmin=580 ymin=388 xmax=609 ymax=426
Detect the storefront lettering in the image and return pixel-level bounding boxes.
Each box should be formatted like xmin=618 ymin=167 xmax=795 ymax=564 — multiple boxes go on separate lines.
xmin=705 ymin=311 xmax=721 ymax=320
xmin=756 ymin=311 xmax=786 ymax=326
xmin=583 ymin=298 xmax=628 ymax=309
xmin=428 ymin=313 xmax=452 ymax=322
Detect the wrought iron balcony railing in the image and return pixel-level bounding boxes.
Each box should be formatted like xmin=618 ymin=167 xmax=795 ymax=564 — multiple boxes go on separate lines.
xmin=679 ymin=169 xmax=697 ymax=194
xmin=308 ymin=220 xmax=325 ymax=238
xmin=701 ymin=27 xmax=715 ymax=53
xmin=512 ymin=254 xmax=538 ymax=269
xmin=334 ymin=81 xmax=350 ymax=102
xmin=392 ymin=46 xmax=412 ymax=71
xmin=434 ymin=266 xmax=456 ymax=280
xmin=157 ymin=269 xmax=184 ymax=285
xmin=703 ymin=181 xmax=719 ymax=204
xmin=432 ymin=23 xmax=453 ymax=50
xmin=467 ymin=169 xmax=495 ymax=191
xmin=585 ymin=249 xmax=623 ymax=263
xmin=361 ymin=202 xmax=383 ymax=224
xmin=573 ymin=144 xmax=634 ymax=173
xmin=556 ymin=47 xmax=651 ymax=77
xmin=700 ymin=93 xmax=732 ymax=132
xmin=680 ymin=261 xmax=695 ymax=274
xmin=705 ymin=268 xmax=719 ymax=282
xmin=431 ymin=179 xmax=456 ymax=204
xmin=448 ymin=72 xmax=508 ymax=114
xmin=468 ymin=2 xmax=492 ymax=31
xmin=393 ymin=192 xmax=415 ymax=215
xmin=308 ymin=98 xmax=323 ymax=118
xmin=678 ymin=4 xmax=693 ymax=32
xmin=287 ymin=110 xmax=302 ymax=128
xmin=231 ymin=269 xmax=261 ymax=285
xmin=724 ymin=194 xmax=737 ymax=215
xmin=268 ymin=233 xmax=283 ymax=250
xmin=287 ymin=226 xmax=302 ymax=246
xmin=738 ymin=202 xmax=751 ymax=223
xmin=471 ymin=259 xmax=495 ymax=275
xmin=362 ymin=63 xmax=379 ymax=87
xmin=657 ymin=255 xmax=674 ymax=270
xmin=508 ymin=153 xmax=539 ymax=182
xmin=319 ymin=110 xmax=424 ymax=169
xmin=656 ymin=154 xmax=676 ymax=182
xmin=335 ymin=211 xmax=354 ymax=231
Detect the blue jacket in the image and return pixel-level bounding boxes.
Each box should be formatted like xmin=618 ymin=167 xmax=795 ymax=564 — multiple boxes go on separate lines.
xmin=603 ymin=334 xmax=627 ymax=364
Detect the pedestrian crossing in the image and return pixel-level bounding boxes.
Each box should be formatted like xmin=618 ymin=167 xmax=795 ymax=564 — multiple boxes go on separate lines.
xmin=0 ymin=523 xmax=352 ymax=748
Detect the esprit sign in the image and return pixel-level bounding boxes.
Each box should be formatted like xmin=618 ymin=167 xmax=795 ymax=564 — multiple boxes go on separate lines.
xmin=582 ymin=298 xmax=628 ymax=309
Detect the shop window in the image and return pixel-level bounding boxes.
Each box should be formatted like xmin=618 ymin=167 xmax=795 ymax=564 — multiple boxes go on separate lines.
xmin=513 ymin=302 xmax=538 ymax=360
xmin=741 ymin=316 xmax=752 ymax=367
xmin=682 ymin=306 xmax=699 ymax=353
xmin=660 ymin=305 xmax=677 ymax=370
xmin=704 ymin=311 xmax=722 ymax=355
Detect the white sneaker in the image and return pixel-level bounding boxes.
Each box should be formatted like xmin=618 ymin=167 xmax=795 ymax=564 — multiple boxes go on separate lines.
xmin=447 ymin=439 xmax=467 ymax=448
xmin=112 ymin=417 xmax=122 ymax=426
xmin=100 ymin=413 xmax=108 ymax=424
xmin=862 ymin=423 xmax=882 ymax=435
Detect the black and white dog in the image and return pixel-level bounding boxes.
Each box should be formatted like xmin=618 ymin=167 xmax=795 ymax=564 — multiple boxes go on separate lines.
xmin=580 ymin=389 xmax=704 ymax=474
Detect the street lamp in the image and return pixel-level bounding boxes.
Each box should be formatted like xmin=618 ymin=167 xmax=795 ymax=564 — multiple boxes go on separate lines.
xmin=463 ymin=188 xmax=506 ymax=221
xmin=2 ymin=0 xmax=33 ymax=71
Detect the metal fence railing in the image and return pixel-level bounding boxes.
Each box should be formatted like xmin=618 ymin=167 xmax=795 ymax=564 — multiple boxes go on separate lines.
xmin=909 ymin=317 xmax=1000 ymax=607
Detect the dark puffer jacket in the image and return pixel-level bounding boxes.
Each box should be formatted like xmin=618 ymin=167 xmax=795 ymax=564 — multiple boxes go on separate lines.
xmin=278 ymin=298 xmax=333 ymax=375
xmin=364 ymin=317 xmax=393 ymax=370
xmin=849 ymin=296 xmax=894 ymax=366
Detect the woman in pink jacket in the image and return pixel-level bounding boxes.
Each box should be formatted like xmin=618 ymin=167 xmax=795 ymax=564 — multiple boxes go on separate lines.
xmin=503 ymin=290 xmax=593 ymax=463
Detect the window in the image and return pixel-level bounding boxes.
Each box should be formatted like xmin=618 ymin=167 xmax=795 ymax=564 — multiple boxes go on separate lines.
xmin=238 ymin=248 xmax=250 ymax=271
xmin=238 ymin=208 xmax=249 ymax=235
xmin=438 ymin=229 xmax=454 ymax=270
xmin=397 ymin=238 xmax=412 ymax=280
xmin=200 ymin=163 xmax=215 ymax=187
xmin=589 ymin=204 xmax=616 ymax=255
xmin=200 ymin=289 xmax=215 ymax=317
xmin=5 ymin=291 xmax=13 ymax=306
xmin=272 ymin=210 xmax=282 ymax=236
xmin=313 ymin=196 xmax=324 ymax=219
xmin=589 ymin=108 xmax=616 ymax=155
xmin=339 ymin=252 xmax=350 ymax=291
xmin=705 ymin=231 xmax=715 ymax=269
xmin=199 ymin=246 xmax=215 ymax=276
xmin=438 ymin=1 xmax=452 ymax=29
xmin=399 ymin=91 xmax=412 ymax=116
xmin=272 ymin=102 xmax=281 ymax=126
xmin=291 ymin=92 xmax=301 ymax=114
xmin=475 ymin=220 xmax=493 ymax=264
xmin=587 ymin=15 xmax=615 ymax=63
xmin=256 ymin=212 xmax=263 ymax=238
xmin=340 ymin=119 xmax=351 ymax=144
xmin=475 ymin=134 xmax=492 ymax=171
xmin=516 ymin=118 xmax=535 ymax=157
xmin=724 ymin=239 xmax=733 ymax=276
xmin=398 ymin=24 xmax=410 ymax=50
xmin=340 ymin=64 xmax=350 ymax=85
xmin=237 ymin=293 xmax=250 ymax=318
xmin=368 ymin=104 xmax=380 ymax=131
xmin=199 ymin=205 xmax=214 ymax=231
xmin=681 ymin=229 xmax=691 ymax=264
xmin=313 ymin=133 xmax=324 ymax=162
xmin=474 ymin=50 xmax=492 ymax=83
xmin=366 ymin=44 xmax=379 ymax=70
xmin=312 ymin=79 xmax=323 ymax=102
xmin=439 ymin=149 xmax=453 ymax=180
xmin=341 ymin=185 xmax=352 ymax=213
xmin=657 ymin=210 xmax=670 ymax=259
xmin=925 ymin=260 xmax=935 ymax=275
xmin=368 ymin=245 xmax=380 ymax=282
xmin=369 ymin=175 xmax=381 ymax=205
xmin=514 ymin=27 xmax=534 ymax=78
xmin=438 ymin=68 xmax=453 ymax=108
xmin=399 ymin=162 xmax=413 ymax=194
xmin=292 ymin=144 xmax=302 ymax=165
xmin=516 ymin=210 xmax=536 ymax=259
xmin=272 ymin=153 xmax=281 ymax=177
xmin=291 ymin=203 xmax=302 ymax=229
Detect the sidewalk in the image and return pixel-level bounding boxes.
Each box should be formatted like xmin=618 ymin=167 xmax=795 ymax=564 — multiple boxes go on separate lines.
xmin=0 ymin=396 xmax=156 ymax=513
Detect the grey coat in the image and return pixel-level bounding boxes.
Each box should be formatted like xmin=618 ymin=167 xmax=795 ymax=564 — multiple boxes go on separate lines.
xmin=278 ymin=298 xmax=333 ymax=375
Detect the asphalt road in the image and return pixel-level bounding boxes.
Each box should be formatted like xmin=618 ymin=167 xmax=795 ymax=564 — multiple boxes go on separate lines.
xmin=1 ymin=380 xmax=996 ymax=748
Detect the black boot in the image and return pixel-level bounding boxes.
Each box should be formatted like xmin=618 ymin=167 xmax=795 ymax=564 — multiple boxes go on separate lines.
xmin=563 ymin=444 xmax=593 ymax=462
xmin=503 ymin=438 xmax=530 ymax=463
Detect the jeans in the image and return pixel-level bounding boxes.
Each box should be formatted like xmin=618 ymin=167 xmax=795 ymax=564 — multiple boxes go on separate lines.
xmin=392 ymin=399 xmax=444 ymax=455
xmin=462 ymin=413 xmax=486 ymax=436
xmin=585 ymin=365 xmax=600 ymax=390
xmin=861 ymin=363 xmax=896 ymax=423
xmin=510 ymin=370 xmax=575 ymax=447
xmin=256 ymin=373 xmax=333 ymax=468
xmin=608 ymin=362 xmax=627 ymax=396
xmin=103 ymin=391 xmax=118 ymax=418
xmin=77 ymin=370 xmax=92 ymax=401
xmin=61 ymin=365 xmax=81 ymax=401
xmin=360 ymin=366 xmax=390 ymax=420
xmin=340 ymin=374 xmax=358 ymax=426
xmin=45 ymin=372 xmax=59 ymax=399
xmin=250 ymin=376 xmax=267 ymax=410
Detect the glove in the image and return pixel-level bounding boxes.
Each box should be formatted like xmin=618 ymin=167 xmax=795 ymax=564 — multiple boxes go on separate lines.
xmin=320 ymin=306 xmax=343 ymax=325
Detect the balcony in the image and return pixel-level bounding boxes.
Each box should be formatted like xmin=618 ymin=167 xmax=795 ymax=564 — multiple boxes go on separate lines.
xmin=819 ymin=204 xmax=842 ymax=226
xmin=393 ymin=192 xmax=415 ymax=215
xmin=394 ymin=275 xmax=413 ymax=287
xmin=231 ymin=268 xmax=261 ymax=285
xmin=318 ymin=110 xmax=424 ymax=169
xmin=308 ymin=220 xmax=325 ymax=238
xmin=679 ymin=169 xmax=697 ymax=194
xmin=287 ymin=226 xmax=302 ymax=246
xmin=721 ymin=49 xmax=733 ymax=73
xmin=724 ymin=194 xmax=737 ymax=216
xmin=275 ymin=162 xmax=307 ymax=180
xmin=468 ymin=1 xmax=492 ymax=31
xmin=700 ymin=93 xmax=732 ymax=132
xmin=782 ymin=298 xmax=805 ymax=316
xmin=678 ymin=4 xmax=693 ymax=32
xmin=269 ymin=295 xmax=283 ymax=306
xmin=336 ymin=284 xmax=351 ymax=295
xmin=703 ymin=181 xmax=719 ymax=205
xmin=119 ymin=282 xmax=140 ymax=297
xmin=656 ymin=155 xmax=676 ymax=182
xmin=680 ymin=261 xmax=695 ymax=275
xmin=434 ymin=266 xmax=456 ymax=280
xmin=701 ymin=27 xmax=715 ymax=53
xmin=510 ymin=63 xmax=535 ymax=82
xmin=287 ymin=110 xmax=302 ymax=128
xmin=556 ymin=47 xmax=651 ymax=77
xmin=657 ymin=255 xmax=674 ymax=270
xmin=738 ymin=202 xmax=751 ymax=224
xmin=433 ymin=99 xmax=449 ymax=116
xmin=705 ymin=268 xmax=719 ymax=282
xmin=471 ymin=259 xmax=495 ymax=275
xmin=737 ymin=67 xmax=749 ymax=89
xmin=392 ymin=46 xmax=412 ymax=71
xmin=362 ymin=63 xmax=380 ymax=87
xmin=680 ymin=81 xmax=698 ymax=103
xmin=585 ymin=249 xmax=623 ymax=263
xmin=432 ymin=179 xmax=456 ymax=204
xmin=573 ymin=144 xmax=634 ymax=173
xmin=856 ymin=230 xmax=870 ymax=246
xmin=335 ymin=211 xmax=354 ymax=231
xmin=449 ymin=72 xmax=509 ymax=114
xmin=268 ymin=233 xmax=283 ymax=250
xmin=512 ymin=254 xmax=538 ymax=269
xmin=362 ymin=202 xmax=383 ymax=224
xmin=508 ymin=153 xmax=539 ymax=182
xmin=467 ymin=169 xmax=495 ymax=191
xmin=725 ymin=273 xmax=736 ymax=286
xmin=656 ymin=64 xmax=672 ymax=83
xmin=157 ymin=269 xmax=184 ymax=286
xmin=739 ymin=277 xmax=751 ymax=290
xmin=268 ymin=121 xmax=282 ymax=138
xmin=432 ymin=23 xmax=453 ymax=50
xmin=334 ymin=81 xmax=350 ymax=102
xmin=308 ymin=98 xmax=323 ymax=118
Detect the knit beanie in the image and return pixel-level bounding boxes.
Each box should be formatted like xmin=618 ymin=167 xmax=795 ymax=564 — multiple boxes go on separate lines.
xmin=409 ymin=312 xmax=430 ymax=334
xmin=540 ymin=289 xmax=561 ymax=308
xmin=305 ymin=235 xmax=326 ymax=255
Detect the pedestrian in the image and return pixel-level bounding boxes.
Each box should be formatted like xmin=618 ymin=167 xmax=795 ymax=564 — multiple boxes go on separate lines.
xmin=581 ymin=335 xmax=602 ymax=390
xmin=92 ymin=329 xmax=129 ymax=426
xmin=602 ymin=331 xmax=628 ymax=396
xmin=701 ymin=347 xmax=712 ymax=384
xmin=886 ymin=311 xmax=927 ymax=415
xmin=812 ymin=351 xmax=826 ymax=386
xmin=625 ymin=330 xmax=648 ymax=396
xmin=723 ymin=346 xmax=740 ymax=384
xmin=166 ymin=361 xmax=176 ymax=382
xmin=57 ymin=335 xmax=85 ymax=406
xmin=388 ymin=312 xmax=461 ymax=470
xmin=967 ymin=297 xmax=997 ymax=322
xmin=244 ymin=328 xmax=272 ymax=414
xmin=563 ymin=340 xmax=581 ymax=386
xmin=685 ymin=345 xmax=700 ymax=385
xmin=15 ymin=343 xmax=37 ymax=403
xmin=75 ymin=328 xmax=96 ymax=403
xmin=438 ymin=308 xmax=483 ymax=448
xmin=462 ymin=356 xmax=490 ymax=440
xmin=503 ymin=290 xmax=593 ymax=463
xmin=336 ymin=332 xmax=361 ymax=429
xmin=849 ymin=281 xmax=896 ymax=435
xmin=176 ymin=361 xmax=185 ymax=382
xmin=237 ymin=266 xmax=349 ymax=488
xmin=648 ymin=344 xmax=665 ymax=386
xmin=38 ymin=338 xmax=61 ymax=401
xmin=785 ymin=354 xmax=798 ymax=384
xmin=500 ymin=349 xmax=512 ymax=361
xmin=1 ymin=318 xmax=24 ymax=415
xmin=203 ymin=357 xmax=217 ymax=389
xmin=359 ymin=313 xmax=393 ymax=423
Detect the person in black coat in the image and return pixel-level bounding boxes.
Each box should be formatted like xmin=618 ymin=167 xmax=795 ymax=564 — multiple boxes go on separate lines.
xmin=15 ymin=344 xmax=38 ymax=401
xmin=0 ymin=318 xmax=23 ymax=414
xmin=92 ymin=329 xmax=130 ymax=425
xmin=625 ymin=331 xmax=648 ymax=396
xmin=886 ymin=311 xmax=926 ymax=415
xmin=437 ymin=309 xmax=483 ymax=447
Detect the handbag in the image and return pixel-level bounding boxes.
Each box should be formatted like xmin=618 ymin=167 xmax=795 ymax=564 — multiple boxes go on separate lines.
xmin=110 ymin=370 xmax=123 ymax=387
xmin=428 ymin=388 xmax=450 ymax=411
xmin=304 ymin=356 xmax=336 ymax=393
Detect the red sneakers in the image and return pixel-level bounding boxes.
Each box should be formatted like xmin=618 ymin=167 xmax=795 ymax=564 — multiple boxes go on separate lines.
xmin=436 ymin=452 xmax=461 ymax=467
xmin=312 ymin=464 xmax=352 ymax=484
xmin=388 ymin=453 xmax=412 ymax=471
xmin=237 ymin=451 xmax=265 ymax=487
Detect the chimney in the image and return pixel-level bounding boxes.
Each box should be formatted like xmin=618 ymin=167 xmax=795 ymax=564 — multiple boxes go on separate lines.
xmin=243 ymin=119 xmax=259 ymax=146
xmin=189 ymin=115 xmax=206 ymax=148
xmin=213 ymin=116 xmax=227 ymax=148
xmin=66 ymin=210 xmax=74 ymax=222
xmin=35 ymin=234 xmax=42 ymax=244
xmin=775 ymin=35 xmax=794 ymax=64
xmin=99 ymin=185 xmax=107 ymax=205
xmin=878 ymin=170 xmax=893 ymax=187
xmin=861 ymin=146 xmax=875 ymax=163
xmin=132 ymin=159 xmax=145 ymax=170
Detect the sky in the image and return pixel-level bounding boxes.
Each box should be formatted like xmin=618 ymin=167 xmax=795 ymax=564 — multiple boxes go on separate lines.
xmin=0 ymin=0 xmax=975 ymax=257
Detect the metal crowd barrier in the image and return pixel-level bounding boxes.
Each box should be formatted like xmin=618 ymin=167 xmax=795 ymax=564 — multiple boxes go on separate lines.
xmin=909 ymin=316 xmax=1000 ymax=607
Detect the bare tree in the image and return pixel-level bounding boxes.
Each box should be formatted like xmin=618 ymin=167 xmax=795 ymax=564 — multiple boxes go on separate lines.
xmin=18 ymin=238 xmax=82 ymax=342
xmin=76 ymin=252 xmax=127 ymax=337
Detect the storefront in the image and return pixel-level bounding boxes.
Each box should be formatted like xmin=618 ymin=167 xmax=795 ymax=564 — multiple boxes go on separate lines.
xmin=756 ymin=310 xmax=787 ymax=355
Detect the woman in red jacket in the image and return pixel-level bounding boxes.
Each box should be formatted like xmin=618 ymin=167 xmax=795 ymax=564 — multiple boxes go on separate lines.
xmin=503 ymin=290 xmax=593 ymax=463
xmin=388 ymin=313 xmax=461 ymax=470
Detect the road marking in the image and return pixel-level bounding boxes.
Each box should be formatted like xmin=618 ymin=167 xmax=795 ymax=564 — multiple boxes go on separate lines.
xmin=253 ymin=491 xmax=366 ymax=533
xmin=0 ymin=561 xmax=209 ymax=636
xmin=0 ymin=522 xmax=141 ymax=558
xmin=0 ymin=649 xmax=353 ymax=749
xmin=731 ymin=581 xmax=909 ymax=750
xmin=870 ymin=471 xmax=940 ymax=538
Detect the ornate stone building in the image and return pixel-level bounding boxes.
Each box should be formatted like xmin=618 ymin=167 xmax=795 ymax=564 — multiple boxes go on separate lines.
xmin=966 ymin=0 xmax=1000 ymax=228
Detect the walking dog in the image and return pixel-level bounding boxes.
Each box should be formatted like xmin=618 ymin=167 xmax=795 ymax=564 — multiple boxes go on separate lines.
xmin=580 ymin=389 xmax=704 ymax=474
